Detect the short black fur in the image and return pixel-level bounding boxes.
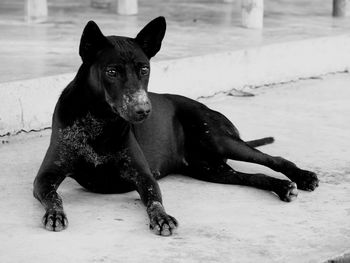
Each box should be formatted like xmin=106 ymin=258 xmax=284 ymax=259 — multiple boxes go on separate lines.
xmin=33 ymin=17 xmax=319 ymax=235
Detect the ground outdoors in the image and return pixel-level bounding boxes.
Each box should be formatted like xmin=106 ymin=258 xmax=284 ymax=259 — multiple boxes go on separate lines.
xmin=0 ymin=0 xmax=350 ymax=262
xmin=1 ymin=73 xmax=349 ymax=263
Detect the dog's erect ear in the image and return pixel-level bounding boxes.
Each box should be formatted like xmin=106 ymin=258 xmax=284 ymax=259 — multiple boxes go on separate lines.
xmin=79 ymin=21 xmax=111 ymax=63
xmin=135 ymin=16 xmax=166 ymax=59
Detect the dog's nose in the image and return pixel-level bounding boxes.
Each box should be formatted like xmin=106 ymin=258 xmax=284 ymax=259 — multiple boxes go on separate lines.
xmin=134 ymin=104 xmax=151 ymax=116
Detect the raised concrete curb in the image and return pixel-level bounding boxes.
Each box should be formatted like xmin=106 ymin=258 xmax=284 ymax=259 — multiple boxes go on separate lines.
xmin=1 ymin=34 xmax=350 ymax=135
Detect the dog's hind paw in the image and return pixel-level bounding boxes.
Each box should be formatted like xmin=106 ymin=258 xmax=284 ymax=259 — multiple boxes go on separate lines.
xmin=42 ymin=209 xmax=68 ymax=232
xmin=275 ymin=181 xmax=298 ymax=202
xmin=294 ymin=170 xmax=319 ymax=192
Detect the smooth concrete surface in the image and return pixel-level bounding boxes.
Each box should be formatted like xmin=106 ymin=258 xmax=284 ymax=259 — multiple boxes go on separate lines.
xmin=0 ymin=73 xmax=349 ymax=263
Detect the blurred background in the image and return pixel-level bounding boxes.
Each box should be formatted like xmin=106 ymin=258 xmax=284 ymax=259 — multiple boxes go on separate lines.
xmin=0 ymin=0 xmax=346 ymax=83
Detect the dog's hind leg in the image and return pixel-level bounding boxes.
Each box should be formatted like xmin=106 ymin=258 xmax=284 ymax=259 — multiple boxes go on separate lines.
xmin=187 ymin=158 xmax=298 ymax=202
xmin=172 ymin=94 xmax=318 ymax=192
xmin=33 ymin=145 xmax=68 ymax=231
xmin=208 ymin=137 xmax=319 ymax=192
xmin=179 ymin=105 xmax=318 ymax=192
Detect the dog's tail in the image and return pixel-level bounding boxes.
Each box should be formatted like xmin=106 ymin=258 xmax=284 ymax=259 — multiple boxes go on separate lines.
xmin=245 ymin=137 xmax=274 ymax=147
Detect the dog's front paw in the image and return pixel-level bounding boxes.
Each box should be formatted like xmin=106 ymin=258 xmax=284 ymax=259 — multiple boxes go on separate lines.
xmin=294 ymin=170 xmax=319 ymax=191
xmin=147 ymin=202 xmax=178 ymax=236
xmin=150 ymin=212 xmax=178 ymax=236
xmin=42 ymin=209 xmax=68 ymax=231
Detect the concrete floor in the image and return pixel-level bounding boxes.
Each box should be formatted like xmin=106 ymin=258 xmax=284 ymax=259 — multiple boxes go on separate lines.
xmin=1 ymin=0 xmax=350 ymax=83
xmin=0 ymin=73 xmax=349 ymax=263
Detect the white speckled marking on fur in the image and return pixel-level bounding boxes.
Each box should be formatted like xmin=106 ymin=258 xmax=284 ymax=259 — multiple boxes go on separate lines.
xmin=123 ymin=89 xmax=149 ymax=107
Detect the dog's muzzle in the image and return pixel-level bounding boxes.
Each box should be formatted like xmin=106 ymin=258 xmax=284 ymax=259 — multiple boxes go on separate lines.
xmin=133 ymin=103 xmax=151 ymax=120
xmin=121 ymin=90 xmax=152 ymax=123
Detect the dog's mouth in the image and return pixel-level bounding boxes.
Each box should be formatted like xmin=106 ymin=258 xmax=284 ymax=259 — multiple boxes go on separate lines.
xmin=111 ymin=105 xmax=150 ymax=124
xmin=131 ymin=111 xmax=150 ymax=123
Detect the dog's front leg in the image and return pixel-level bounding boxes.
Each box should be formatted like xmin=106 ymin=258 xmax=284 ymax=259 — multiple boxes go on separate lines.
xmin=125 ymin=134 xmax=178 ymax=236
xmin=136 ymin=172 xmax=178 ymax=236
xmin=33 ymin=145 xmax=68 ymax=231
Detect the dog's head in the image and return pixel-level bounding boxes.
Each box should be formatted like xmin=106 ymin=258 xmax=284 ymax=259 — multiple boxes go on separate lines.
xmin=79 ymin=17 xmax=166 ymax=123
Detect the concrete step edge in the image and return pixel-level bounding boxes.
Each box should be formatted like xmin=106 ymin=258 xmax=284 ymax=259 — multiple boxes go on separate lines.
xmin=1 ymin=34 xmax=350 ymax=135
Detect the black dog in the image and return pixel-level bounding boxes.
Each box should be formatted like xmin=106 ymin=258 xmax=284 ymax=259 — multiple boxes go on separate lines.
xmin=33 ymin=17 xmax=319 ymax=236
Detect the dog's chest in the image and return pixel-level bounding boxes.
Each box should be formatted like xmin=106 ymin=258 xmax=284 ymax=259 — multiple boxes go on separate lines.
xmin=55 ymin=113 xmax=128 ymax=169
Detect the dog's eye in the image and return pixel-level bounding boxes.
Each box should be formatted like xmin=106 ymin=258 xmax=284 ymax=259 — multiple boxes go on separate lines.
xmin=106 ymin=68 xmax=117 ymax=77
xmin=140 ymin=66 xmax=149 ymax=76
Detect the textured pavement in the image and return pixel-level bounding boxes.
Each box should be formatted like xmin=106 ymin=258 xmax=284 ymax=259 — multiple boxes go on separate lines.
xmin=0 ymin=73 xmax=349 ymax=263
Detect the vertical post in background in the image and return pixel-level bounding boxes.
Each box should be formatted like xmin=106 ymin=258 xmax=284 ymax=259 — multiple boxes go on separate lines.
xmin=117 ymin=0 xmax=138 ymax=15
xmin=91 ymin=0 xmax=112 ymax=9
xmin=26 ymin=0 xmax=48 ymax=23
xmin=222 ymin=0 xmax=235 ymax=24
xmin=333 ymin=0 xmax=350 ymax=17
xmin=241 ymin=0 xmax=264 ymax=29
